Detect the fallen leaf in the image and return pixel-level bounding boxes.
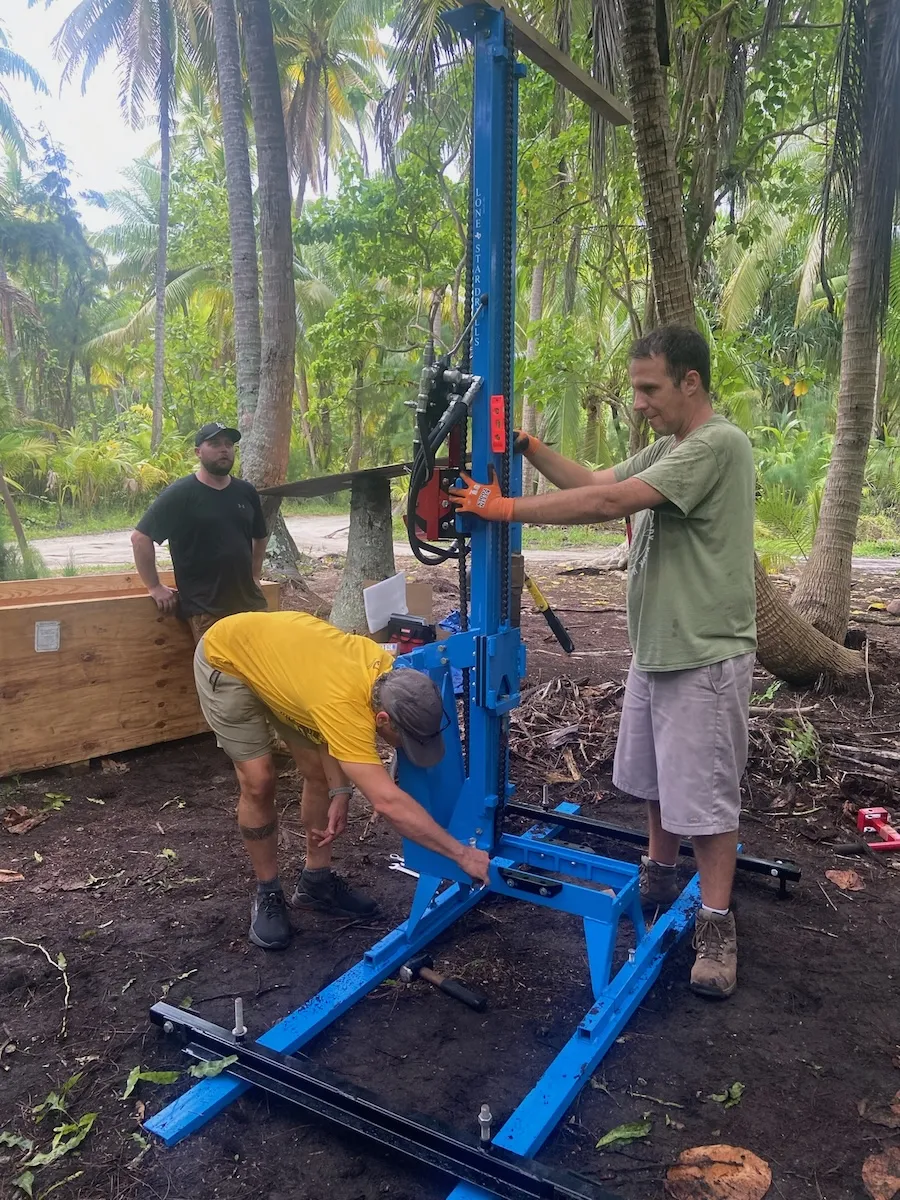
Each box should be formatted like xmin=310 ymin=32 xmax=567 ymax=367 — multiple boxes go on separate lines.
xmin=188 ymin=1054 xmax=238 ymax=1079
xmin=33 ymin=852 xmax=42 ymax=864
xmin=595 ymin=1120 xmax=652 ymax=1149
xmin=85 ymin=797 xmax=105 ymax=806
xmin=709 ymin=1082 xmax=746 ymax=1109
xmin=666 ymin=1145 xmax=772 ymax=1200
xmin=0 ymin=870 xmax=25 ymax=884
xmin=134 ymin=1101 xmax=146 ymax=1122
xmin=862 ymin=1146 xmax=900 ymax=1200
xmin=100 ymin=758 xmax=128 ymax=773
xmin=826 ymin=869 xmax=866 ymax=892
xmin=3 ymin=807 xmax=50 ymax=836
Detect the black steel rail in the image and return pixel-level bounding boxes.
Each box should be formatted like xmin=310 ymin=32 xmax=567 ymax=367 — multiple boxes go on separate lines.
xmin=504 ymin=803 xmax=801 ymax=893
xmin=150 ymin=1003 xmax=621 ymax=1200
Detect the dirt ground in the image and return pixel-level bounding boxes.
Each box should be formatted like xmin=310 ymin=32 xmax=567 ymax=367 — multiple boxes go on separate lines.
xmin=2 ymin=560 xmax=900 ymax=1200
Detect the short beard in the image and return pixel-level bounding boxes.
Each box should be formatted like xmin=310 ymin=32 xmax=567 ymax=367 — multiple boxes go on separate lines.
xmin=205 ymin=460 xmax=232 ymax=476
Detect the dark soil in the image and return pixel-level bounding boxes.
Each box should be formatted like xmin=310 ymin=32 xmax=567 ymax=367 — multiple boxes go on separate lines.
xmin=2 ymin=561 xmax=900 ymax=1200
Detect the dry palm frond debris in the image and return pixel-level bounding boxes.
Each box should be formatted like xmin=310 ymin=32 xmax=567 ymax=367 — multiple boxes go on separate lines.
xmin=509 ymin=677 xmax=622 ymax=782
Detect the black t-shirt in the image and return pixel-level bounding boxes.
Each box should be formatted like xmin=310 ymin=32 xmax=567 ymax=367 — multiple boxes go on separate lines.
xmin=137 ymin=474 xmax=268 ymax=617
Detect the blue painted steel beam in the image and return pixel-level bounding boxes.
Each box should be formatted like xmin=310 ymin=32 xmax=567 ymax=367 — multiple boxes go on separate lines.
xmin=443 ymin=876 xmax=701 ymax=1200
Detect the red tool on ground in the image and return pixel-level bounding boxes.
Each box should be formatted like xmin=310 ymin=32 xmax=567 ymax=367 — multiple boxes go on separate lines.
xmin=856 ymin=807 xmax=900 ymax=852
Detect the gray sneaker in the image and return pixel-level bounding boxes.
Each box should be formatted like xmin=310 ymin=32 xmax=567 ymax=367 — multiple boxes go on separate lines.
xmin=291 ymin=870 xmax=379 ymax=919
xmin=249 ymin=888 xmax=291 ymax=950
xmin=638 ymin=856 xmax=680 ymax=910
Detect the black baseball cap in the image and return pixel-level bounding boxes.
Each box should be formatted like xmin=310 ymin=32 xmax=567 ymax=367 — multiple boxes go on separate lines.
xmin=379 ymin=668 xmax=447 ymax=769
xmin=195 ymin=421 xmax=241 ymax=447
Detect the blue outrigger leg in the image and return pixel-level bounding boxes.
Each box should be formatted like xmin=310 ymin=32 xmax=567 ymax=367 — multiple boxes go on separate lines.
xmin=146 ymin=5 xmax=698 ymax=1192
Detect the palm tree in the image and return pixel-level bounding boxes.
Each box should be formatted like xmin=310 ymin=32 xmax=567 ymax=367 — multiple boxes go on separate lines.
xmin=791 ymin=0 xmax=900 ymax=641
xmin=52 ymin=0 xmax=189 ymax=450
xmin=273 ymin=0 xmax=384 ymax=214
xmin=210 ymin=0 xmax=261 ymax=427
xmin=0 ymin=21 xmax=48 ymax=160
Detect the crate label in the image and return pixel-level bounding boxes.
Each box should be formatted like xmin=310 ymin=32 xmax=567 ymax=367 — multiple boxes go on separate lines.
xmin=35 ymin=621 xmax=61 ymax=652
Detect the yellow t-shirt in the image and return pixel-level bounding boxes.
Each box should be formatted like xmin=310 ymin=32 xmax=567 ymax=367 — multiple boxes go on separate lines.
xmin=204 ymin=611 xmax=394 ymax=764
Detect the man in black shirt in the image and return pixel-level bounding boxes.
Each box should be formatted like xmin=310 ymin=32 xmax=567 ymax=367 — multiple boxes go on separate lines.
xmin=132 ymin=421 xmax=269 ymax=640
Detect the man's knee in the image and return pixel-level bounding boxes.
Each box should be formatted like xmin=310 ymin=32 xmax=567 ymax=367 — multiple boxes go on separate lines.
xmin=235 ymin=756 xmax=277 ymax=804
xmin=292 ymin=748 xmax=327 ymax=788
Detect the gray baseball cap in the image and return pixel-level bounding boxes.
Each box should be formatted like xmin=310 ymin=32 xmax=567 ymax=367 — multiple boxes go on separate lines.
xmin=379 ymin=668 xmax=447 ymax=769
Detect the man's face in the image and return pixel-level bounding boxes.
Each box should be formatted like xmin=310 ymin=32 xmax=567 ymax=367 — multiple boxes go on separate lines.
xmin=629 ymin=354 xmax=701 ymax=436
xmin=196 ymin=433 xmax=236 ymax=476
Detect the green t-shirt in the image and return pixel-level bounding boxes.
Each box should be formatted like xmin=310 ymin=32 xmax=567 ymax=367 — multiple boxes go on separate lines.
xmin=614 ymin=414 xmax=757 ymax=671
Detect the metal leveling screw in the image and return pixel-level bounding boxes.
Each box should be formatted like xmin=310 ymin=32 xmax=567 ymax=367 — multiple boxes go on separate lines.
xmin=478 ymin=1103 xmax=493 ymax=1144
xmin=232 ymin=997 xmax=247 ymax=1039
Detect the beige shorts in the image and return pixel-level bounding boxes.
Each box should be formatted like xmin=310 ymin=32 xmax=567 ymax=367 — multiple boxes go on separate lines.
xmin=612 ymin=653 xmax=755 ymax=837
xmin=194 ymin=639 xmax=316 ymax=762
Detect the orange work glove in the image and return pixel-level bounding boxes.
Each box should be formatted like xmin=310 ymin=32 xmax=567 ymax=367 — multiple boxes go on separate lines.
xmin=448 ymin=467 xmax=515 ymax=522
xmin=512 ymin=430 xmax=543 ymax=456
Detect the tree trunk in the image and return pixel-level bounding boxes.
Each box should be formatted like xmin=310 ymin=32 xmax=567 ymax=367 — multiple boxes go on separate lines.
xmin=620 ymin=0 xmax=695 ymax=328
xmin=296 ymin=359 xmax=318 ymax=468
xmin=238 ymin=0 xmax=296 ymax=526
xmin=0 ymin=464 xmax=29 ymax=556
xmin=330 ymin=475 xmax=396 ymax=633
xmin=212 ymin=0 xmax=261 ymax=431
xmin=754 ymin=558 xmax=865 ymax=685
xmin=619 ymin=0 xmax=865 ymax=684
xmin=151 ymin=22 xmax=172 ymax=453
xmin=871 ymin=348 xmax=886 ymax=440
xmin=791 ymin=0 xmax=900 ymax=642
xmin=0 ymin=259 xmax=26 ymax=412
xmin=347 ymin=363 xmax=363 ymax=472
xmin=521 ymin=260 xmax=546 ymax=496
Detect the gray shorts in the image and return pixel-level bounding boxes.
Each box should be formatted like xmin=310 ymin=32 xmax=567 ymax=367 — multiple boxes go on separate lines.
xmin=612 ymin=653 xmax=755 ymax=837
xmin=194 ymin=639 xmax=316 ymax=762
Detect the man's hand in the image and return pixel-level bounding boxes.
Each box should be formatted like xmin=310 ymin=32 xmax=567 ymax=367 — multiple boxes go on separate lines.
xmin=149 ymin=583 xmax=178 ymax=615
xmin=310 ymin=792 xmax=349 ymax=849
xmin=449 ymin=467 xmax=515 ymax=522
xmin=512 ymin=430 xmax=543 ymax=457
xmin=457 ymin=845 xmax=490 ymax=886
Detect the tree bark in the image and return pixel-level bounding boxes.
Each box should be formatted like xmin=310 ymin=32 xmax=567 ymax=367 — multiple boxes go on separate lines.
xmin=791 ymin=0 xmax=900 ymax=641
xmin=621 ymin=0 xmax=695 ymax=328
xmin=754 ymin=558 xmax=865 ymax=685
xmin=330 ymin=476 xmax=396 ymax=633
xmin=296 ymin=359 xmax=318 ymax=468
xmin=238 ymin=0 xmax=296 ymax=525
xmin=151 ymin=16 xmax=172 ymax=453
xmin=347 ymin=363 xmax=363 ymax=472
xmin=521 ymin=259 xmax=546 ymax=496
xmin=211 ymin=0 xmax=261 ymax=431
xmin=0 ymin=464 xmax=29 ymax=557
xmin=0 ymin=260 xmax=26 ymax=412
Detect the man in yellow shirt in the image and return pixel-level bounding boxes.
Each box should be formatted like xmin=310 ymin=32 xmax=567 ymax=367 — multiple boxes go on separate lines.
xmin=195 ymin=610 xmax=490 ymax=950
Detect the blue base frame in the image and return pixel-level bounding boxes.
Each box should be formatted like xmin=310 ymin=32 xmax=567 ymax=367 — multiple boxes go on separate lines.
xmin=146 ymin=805 xmax=699 ymax=1197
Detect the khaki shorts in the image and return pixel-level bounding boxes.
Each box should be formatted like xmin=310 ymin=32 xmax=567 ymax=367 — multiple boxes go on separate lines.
xmin=612 ymin=653 xmax=755 ymax=837
xmin=194 ymin=639 xmax=316 ymax=762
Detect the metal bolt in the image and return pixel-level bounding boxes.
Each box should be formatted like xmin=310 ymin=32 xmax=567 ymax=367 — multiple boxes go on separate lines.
xmin=539 ymin=886 xmax=549 ymax=897
xmin=627 ymin=948 xmax=636 ymax=964
xmin=163 ymin=1021 xmax=174 ymax=1034
xmin=478 ymin=1103 xmax=493 ymax=1144
xmin=232 ymin=997 xmax=247 ymax=1040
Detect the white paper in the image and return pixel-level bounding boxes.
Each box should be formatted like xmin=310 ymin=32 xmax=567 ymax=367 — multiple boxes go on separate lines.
xmin=34 ymin=620 xmax=61 ymax=652
xmin=363 ymin=572 xmax=407 ymax=634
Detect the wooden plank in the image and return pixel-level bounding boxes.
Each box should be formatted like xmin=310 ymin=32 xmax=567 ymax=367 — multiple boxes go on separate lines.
xmin=0 ymin=582 xmax=278 ymax=777
xmin=258 ymin=461 xmax=413 ymax=499
xmin=467 ymin=0 xmax=631 ymax=125
xmin=0 ymin=571 xmax=177 ymax=609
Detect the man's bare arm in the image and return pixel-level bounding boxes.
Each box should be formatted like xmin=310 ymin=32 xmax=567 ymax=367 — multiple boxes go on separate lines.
xmin=510 ymin=476 xmax=664 ymax=524
xmin=339 ymin=760 xmax=490 ymax=884
xmin=251 ymin=537 xmax=268 ymax=583
xmin=131 ymin=530 xmax=177 ymax=614
xmin=522 ymin=439 xmax=619 ymax=490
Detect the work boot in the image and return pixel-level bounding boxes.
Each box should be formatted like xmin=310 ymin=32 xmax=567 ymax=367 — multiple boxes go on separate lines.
xmin=639 ymin=856 xmax=680 ymax=910
xmin=292 ymin=869 xmax=379 ymax=919
xmin=690 ymin=909 xmax=737 ymax=999
xmin=249 ymin=886 xmax=292 ymax=950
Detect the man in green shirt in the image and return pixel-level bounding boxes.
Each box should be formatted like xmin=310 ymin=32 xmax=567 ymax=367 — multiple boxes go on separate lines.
xmin=450 ymin=326 xmax=756 ymax=999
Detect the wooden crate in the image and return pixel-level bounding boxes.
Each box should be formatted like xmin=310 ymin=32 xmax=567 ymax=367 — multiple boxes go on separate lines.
xmin=0 ymin=573 xmax=279 ymax=777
